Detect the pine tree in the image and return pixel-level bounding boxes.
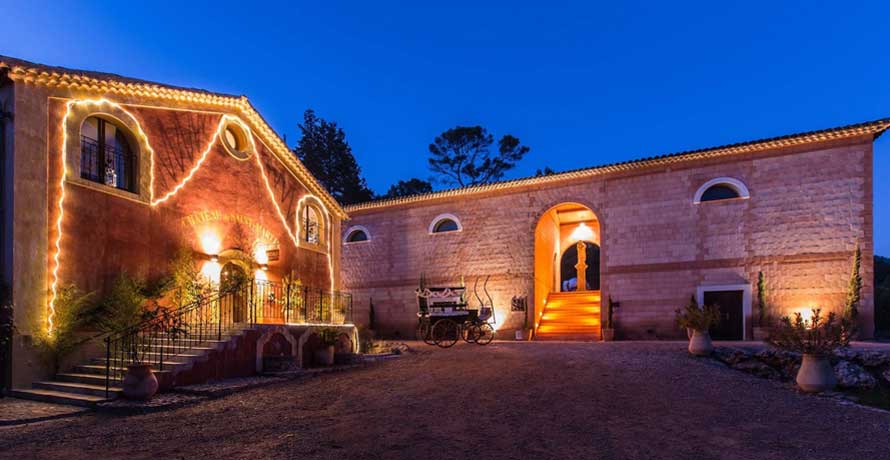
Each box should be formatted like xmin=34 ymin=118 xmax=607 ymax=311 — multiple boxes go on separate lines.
xmin=844 ymin=244 xmax=862 ymax=320
xmin=294 ymin=109 xmax=375 ymax=205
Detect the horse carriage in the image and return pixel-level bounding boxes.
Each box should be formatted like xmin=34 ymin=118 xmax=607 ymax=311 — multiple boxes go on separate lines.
xmin=415 ymin=276 xmax=496 ymax=348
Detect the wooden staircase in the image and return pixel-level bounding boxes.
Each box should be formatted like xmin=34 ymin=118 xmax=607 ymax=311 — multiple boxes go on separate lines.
xmin=9 ymin=324 xmax=252 ymax=407
xmin=535 ymin=291 xmax=601 ymax=341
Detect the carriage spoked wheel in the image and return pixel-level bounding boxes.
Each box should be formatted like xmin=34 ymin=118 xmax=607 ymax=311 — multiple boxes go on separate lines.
xmin=473 ymin=323 xmax=495 ymax=346
xmin=416 ymin=317 xmax=434 ymax=345
xmin=461 ymin=321 xmax=479 ymax=343
xmin=431 ymin=319 xmax=459 ymax=348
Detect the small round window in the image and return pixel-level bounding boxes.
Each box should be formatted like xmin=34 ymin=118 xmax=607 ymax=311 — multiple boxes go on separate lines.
xmin=221 ymin=121 xmax=253 ymax=160
xmin=429 ymin=214 xmax=462 ymax=234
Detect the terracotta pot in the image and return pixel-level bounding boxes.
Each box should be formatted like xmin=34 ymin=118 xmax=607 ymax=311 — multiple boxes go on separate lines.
xmin=796 ymin=354 xmax=837 ymax=393
xmin=688 ymin=330 xmax=713 ymax=356
xmin=314 ymin=345 xmax=335 ymax=366
xmin=602 ymin=328 xmax=615 ymax=342
xmin=122 ymin=364 xmax=159 ymax=401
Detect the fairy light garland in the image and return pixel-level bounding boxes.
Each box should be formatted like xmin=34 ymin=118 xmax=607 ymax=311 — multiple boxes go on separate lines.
xmin=48 ymin=98 xmax=336 ymax=335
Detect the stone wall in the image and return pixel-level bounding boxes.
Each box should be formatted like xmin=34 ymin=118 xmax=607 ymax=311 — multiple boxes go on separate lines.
xmin=342 ymin=136 xmax=875 ymax=339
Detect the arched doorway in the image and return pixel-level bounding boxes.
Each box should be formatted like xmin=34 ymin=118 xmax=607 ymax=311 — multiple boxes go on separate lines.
xmin=221 ymin=262 xmax=248 ymax=323
xmin=560 ymin=242 xmax=601 ymax=292
xmin=533 ymin=202 xmax=603 ymax=339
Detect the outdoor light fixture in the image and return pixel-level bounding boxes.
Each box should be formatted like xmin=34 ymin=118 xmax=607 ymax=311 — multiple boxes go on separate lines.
xmin=261 ymin=264 xmax=268 ymax=271
xmin=570 ymin=222 xmax=595 ymax=242
xmin=210 ymin=255 xmax=219 ymax=263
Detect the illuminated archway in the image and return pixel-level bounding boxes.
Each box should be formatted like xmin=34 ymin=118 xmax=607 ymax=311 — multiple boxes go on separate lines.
xmin=533 ymin=202 xmax=602 ymax=330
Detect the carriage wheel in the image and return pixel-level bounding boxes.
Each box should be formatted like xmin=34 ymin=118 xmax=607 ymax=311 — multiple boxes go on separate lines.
xmin=416 ymin=318 xmax=434 ymax=345
xmin=432 ymin=319 xmax=459 ymax=348
xmin=474 ymin=323 xmax=495 ymax=345
xmin=461 ymin=321 xmax=478 ymax=343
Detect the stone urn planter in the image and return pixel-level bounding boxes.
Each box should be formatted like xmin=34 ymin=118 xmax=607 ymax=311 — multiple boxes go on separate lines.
xmin=602 ymin=328 xmax=615 ymax=342
xmin=688 ymin=330 xmax=713 ymax=356
xmin=122 ymin=364 xmax=159 ymax=400
xmin=314 ymin=345 xmax=335 ymax=366
xmin=796 ymin=354 xmax=837 ymax=393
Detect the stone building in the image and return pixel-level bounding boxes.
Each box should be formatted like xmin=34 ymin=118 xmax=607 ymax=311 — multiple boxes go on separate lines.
xmin=0 ymin=56 xmax=353 ymax=403
xmin=342 ymin=119 xmax=886 ymax=341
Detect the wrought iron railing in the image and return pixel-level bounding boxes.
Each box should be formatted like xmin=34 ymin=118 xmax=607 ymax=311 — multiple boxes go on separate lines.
xmin=102 ymin=280 xmax=352 ymax=396
xmin=80 ymin=135 xmax=135 ymax=192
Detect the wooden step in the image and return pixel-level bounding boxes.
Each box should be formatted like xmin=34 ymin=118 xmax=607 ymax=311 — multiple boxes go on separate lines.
xmin=8 ymin=388 xmax=108 ymax=407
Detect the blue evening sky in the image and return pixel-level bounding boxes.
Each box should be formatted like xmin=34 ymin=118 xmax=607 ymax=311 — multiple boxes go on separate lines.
xmin=2 ymin=1 xmax=887 ymax=254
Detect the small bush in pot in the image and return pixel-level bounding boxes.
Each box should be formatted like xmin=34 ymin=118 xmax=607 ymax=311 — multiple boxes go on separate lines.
xmin=314 ymin=327 xmax=339 ymax=366
xmin=676 ymin=296 xmax=720 ymax=356
xmin=769 ymin=308 xmax=852 ymax=393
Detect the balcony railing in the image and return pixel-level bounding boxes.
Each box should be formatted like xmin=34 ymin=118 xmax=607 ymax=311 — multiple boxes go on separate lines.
xmin=80 ymin=135 xmax=135 ymax=192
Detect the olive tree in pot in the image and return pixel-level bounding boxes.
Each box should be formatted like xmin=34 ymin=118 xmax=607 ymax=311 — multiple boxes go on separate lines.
xmin=314 ymin=327 xmax=339 ymax=366
xmin=769 ymin=308 xmax=852 ymax=393
xmin=675 ymin=296 xmax=720 ymax=356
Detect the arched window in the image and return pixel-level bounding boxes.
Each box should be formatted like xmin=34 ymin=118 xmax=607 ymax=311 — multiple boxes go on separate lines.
xmin=694 ymin=177 xmax=750 ymax=204
xmin=80 ymin=116 xmax=137 ymax=192
xmin=301 ymin=204 xmax=324 ymax=246
xmin=429 ymin=214 xmax=462 ymax=234
xmin=344 ymin=226 xmax=371 ymax=243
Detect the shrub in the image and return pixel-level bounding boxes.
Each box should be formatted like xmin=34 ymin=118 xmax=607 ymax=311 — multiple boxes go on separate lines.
xmin=33 ymin=284 xmax=96 ymax=373
xmin=316 ymin=327 xmax=341 ymax=347
xmin=94 ymin=273 xmax=149 ymax=333
xmin=768 ymin=308 xmax=852 ymax=357
xmin=843 ymin=245 xmax=862 ymax=321
xmin=169 ymin=247 xmax=211 ymax=308
xmin=675 ymin=295 xmax=720 ymax=332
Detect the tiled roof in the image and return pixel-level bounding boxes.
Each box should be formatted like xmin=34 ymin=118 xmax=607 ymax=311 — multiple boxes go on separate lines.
xmin=0 ymin=55 xmax=347 ymax=218
xmin=346 ymin=117 xmax=890 ymax=212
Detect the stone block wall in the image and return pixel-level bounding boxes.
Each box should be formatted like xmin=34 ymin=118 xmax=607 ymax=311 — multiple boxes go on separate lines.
xmin=342 ymin=136 xmax=875 ymax=339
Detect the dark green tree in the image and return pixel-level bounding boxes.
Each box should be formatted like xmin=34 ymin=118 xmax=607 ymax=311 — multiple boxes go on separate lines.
xmin=428 ymin=126 xmax=530 ymax=187
xmin=294 ymin=109 xmax=374 ymax=205
xmin=384 ymin=178 xmax=433 ymax=198
xmin=536 ymin=167 xmax=556 ymax=177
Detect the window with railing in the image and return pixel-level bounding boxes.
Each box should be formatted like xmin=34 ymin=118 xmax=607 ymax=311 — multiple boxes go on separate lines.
xmin=301 ymin=204 xmax=324 ymax=247
xmin=80 ymin=116 xmax=137 ymax=193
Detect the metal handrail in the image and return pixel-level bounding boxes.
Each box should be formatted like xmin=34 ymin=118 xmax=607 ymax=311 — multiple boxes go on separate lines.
xmin=102 ymin=280 xmax=353 ymax=397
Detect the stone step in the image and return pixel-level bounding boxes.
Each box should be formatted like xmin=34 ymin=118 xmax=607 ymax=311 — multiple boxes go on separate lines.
xmin=56 ymin=372 xmax=113 ymax=386
xmin=534 ymin=333 xmax=601 ymax=341
xmin=73 ymin=364 xmax=174 ymax=379
xmin=8 ymin=388 xmax=108 ymax=407
xmin=33 ymin=380 xmax=121 ymax=398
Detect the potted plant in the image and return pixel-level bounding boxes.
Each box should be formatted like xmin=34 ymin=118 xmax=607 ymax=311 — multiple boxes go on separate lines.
xmin=752 ymin=272 xmax=771 ymax=341
xmin=602 ymin=296 xmax=616 ymax=342
xmin=314 ymin=327 xmax=339 ymax=366
xmin=513 ymin=296 xmax=530 ymax=341
xmin=675 ymin=297 xmax=720 ymax=356
xmin=769 ymin=308 xmax=852 ymax=393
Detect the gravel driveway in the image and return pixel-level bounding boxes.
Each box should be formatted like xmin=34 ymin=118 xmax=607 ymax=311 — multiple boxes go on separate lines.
xmin=2 ymin=342 xmax=888 ymax=460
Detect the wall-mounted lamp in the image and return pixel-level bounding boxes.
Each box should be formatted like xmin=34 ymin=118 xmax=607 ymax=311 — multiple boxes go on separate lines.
xmin=261 ymin=264 xmax=268 ymax=271
xmin=209 ymin=255 xmax=219 ymax=263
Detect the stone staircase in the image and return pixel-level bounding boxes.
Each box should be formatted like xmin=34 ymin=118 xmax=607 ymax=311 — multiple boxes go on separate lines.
xmin=10 ymin=324 xmax=252 ymax=407
xmin=535 ymin=291 xmax=601 ymax=341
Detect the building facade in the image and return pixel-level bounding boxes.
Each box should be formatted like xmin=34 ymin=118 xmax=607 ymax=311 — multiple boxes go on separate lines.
xmin=342 ymin=121 xmax=885 ymax=341
xmin=0 ymin=56 xmax=348 ymax=390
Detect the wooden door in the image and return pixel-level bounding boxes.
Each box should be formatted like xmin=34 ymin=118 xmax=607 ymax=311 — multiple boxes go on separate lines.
xmin=704 ymin=290 xmax=743 ymax=340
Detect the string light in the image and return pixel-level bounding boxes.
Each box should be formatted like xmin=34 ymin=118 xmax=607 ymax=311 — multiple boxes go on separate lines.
xmin=49 ymin=99 xmax=338 ymax=334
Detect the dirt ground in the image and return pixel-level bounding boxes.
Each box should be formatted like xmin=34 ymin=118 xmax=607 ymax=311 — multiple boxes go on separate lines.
xmin=2 ymin=341 xmax=889 ymax=460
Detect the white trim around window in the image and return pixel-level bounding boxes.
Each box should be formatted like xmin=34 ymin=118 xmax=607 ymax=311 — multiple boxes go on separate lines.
xmin=343 ymin=225 xmax=371 ymax=244
xmin=693 ymin=177 xmax=751 ymax=204
xmin=428 ymin=213 xmax=463 ymax=234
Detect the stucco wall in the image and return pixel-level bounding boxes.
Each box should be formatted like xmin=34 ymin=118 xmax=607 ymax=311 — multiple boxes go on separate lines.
xmin=342 ymin=137 xmax=875 ymax=339
xmin=9 ymin=82 xmax=342 ymax=386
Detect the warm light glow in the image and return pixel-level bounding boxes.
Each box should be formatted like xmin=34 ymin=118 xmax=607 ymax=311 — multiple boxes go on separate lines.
xmin=201 ymin=260 xmax=222 ymax=284
xmin=48 ymin=99 xmax=339 ymax=334
xmin=254 ymin=268 xmax=268 ymax=282
xmin=569 ymin=222 xmax=595 ymax=242
xmin=200 ymin=230 xmax=222 ymax=255
xmin=253 ymin=242 xmax=269 ymax=264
